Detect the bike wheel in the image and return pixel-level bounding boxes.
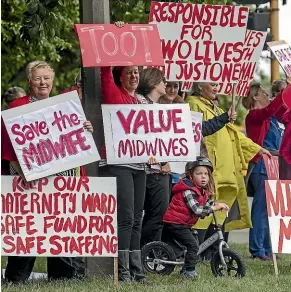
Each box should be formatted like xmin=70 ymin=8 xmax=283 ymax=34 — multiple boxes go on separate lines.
xmin=141 ymin=241 xmax=177 ymax=275
xmin=211 ymin=248 xmax=246 ymax=278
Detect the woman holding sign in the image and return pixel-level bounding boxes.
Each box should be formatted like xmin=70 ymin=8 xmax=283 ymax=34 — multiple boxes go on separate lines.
xmin=99 ymin=22 xmax=155 ymax=283
xmin=1 ymin=60 xmax=93 ymax=283
xmin=185 ymin=83 xmax=271 ymax=242
xmin=243 ymin=83 xmax=288 ymax=260
xmin=135 ymin=68 xmax=172 ymax=248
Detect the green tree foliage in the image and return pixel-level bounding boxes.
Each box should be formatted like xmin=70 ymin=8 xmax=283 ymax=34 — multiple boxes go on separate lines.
xmin=2 ymin=0 xmax=80 ymax=96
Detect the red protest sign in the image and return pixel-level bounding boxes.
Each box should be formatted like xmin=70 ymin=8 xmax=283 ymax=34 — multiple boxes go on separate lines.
xmin=265 ymin=180 xmax=291 ymax=254
xmin=282 ymin=84 xmax=291 ymax=109
xmin=74 ymin=24 xmax=164 ymax=67
xmin=263 ymin=155 xmax=279 ymax=180
xmin=1 ymin=176 xmax=117 ymax=257
xmin=149 ymin=2 xmax=249 ymax=82
xmin=218 ymin=30 xmax=267 ymax=97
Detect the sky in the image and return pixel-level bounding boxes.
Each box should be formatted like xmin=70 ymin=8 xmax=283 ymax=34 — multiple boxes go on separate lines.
xmin=259 ymin=1 xmax=291 ymax=77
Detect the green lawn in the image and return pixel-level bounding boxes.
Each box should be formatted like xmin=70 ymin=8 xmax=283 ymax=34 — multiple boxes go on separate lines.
xmin=2 ymin=244 xmax=291 ymax=292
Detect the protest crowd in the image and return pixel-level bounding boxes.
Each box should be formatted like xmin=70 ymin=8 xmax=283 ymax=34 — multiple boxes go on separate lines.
xmin=1 ymin=1 xmax=291 ymax=286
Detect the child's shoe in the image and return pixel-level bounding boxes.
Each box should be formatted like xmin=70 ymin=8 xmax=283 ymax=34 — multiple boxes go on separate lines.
xmin=180 ymin=269 xmax=198 ymax=279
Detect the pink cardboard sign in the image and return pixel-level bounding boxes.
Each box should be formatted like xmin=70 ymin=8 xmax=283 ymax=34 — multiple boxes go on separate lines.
xmin=74 ymin=24 xmax=164 ymax=67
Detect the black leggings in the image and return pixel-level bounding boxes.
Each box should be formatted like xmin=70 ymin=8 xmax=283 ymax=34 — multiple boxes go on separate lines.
xmin=99 ymin=165 xmax=146 ymax=250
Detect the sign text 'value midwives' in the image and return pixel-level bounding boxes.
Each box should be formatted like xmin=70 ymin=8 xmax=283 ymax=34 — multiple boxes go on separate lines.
xmin=102 ymin=104 xmax=197 ymax=164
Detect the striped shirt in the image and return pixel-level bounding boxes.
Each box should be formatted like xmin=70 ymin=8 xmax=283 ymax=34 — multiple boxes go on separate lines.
xmin=99 ymin=159 xmax=146 ymax=171
xmin=183 ymin=190 xmax=214 ymax=218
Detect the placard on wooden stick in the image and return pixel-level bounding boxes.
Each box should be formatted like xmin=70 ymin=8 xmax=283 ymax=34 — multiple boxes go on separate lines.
xmin=218 ymin=30 xmax=267 ymax=97
xmin=1 ymin=175 xmax=118 ymax=285
xmin=265 ymin=180 xmax=291 ymax=276
xmin=149 ymin=2 xmax=249 ymax=82
xmin=267 ymin=40 xmax=291 ymax=77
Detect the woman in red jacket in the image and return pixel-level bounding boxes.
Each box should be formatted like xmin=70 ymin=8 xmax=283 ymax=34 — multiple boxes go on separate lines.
xmin=242 ymin=83 xmax=288 ymax=260
xmin=1 ymin=60 xmax=92 ymax=283
xmin=98 ymin=21 xmax=155 ymax=283
xmin=279 ymin=81 xmax=291 ymax=179
xmin=163 ymin=157 xmax=229 ymax=279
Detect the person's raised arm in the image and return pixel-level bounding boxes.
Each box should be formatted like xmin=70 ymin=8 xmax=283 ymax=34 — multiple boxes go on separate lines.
xmin=100 ymin=21 xmax=126 ymax=104
xmin=202 ymin=107 xmax=237 ymax=137
xmin=247 ymin=91 xmax=288 ymax=124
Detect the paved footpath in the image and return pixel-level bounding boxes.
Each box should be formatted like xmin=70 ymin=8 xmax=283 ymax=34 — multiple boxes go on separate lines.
xmin=228 ymin=197 xmax=253 ymax=244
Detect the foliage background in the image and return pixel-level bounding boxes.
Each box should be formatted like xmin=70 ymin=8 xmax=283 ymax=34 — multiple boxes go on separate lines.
xmin=1 ymin=0 xmax=271 ymax=125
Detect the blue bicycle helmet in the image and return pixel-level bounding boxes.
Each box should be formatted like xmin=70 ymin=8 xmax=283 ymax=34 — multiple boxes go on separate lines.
xmin=185 ymin=156 xmax=213 ymax=173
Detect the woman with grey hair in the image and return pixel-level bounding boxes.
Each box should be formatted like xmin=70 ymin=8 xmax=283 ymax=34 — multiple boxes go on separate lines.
xmin=2 ymin=60 xmax=93 ymax=283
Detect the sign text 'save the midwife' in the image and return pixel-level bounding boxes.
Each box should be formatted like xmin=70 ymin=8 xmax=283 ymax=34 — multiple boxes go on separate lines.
xmin=10 ymin=111 xmax=91 ymax=170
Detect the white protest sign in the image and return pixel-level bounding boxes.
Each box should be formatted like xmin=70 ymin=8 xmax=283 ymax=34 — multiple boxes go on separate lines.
xmin=149 ymin=2 xmax=249 ymax=82
xmin=170 ymin=111 xmax=202 ymax=174
xmin=218 ymin=30 xmax=267 ymax=96
xmin=1 ymin=91 xmax=100 ymax=181
xmin=265 ymin=180 xmax=291 ymax=254
xmin=181 ymin=81 xmax=193 ymax=93
xmin=102 ymin=104 xmax=196 ymax=164
xmin=1 ymin=176 xmax=117 ymax=257
xmin=268 ymin=40 xmax=291 ymax=77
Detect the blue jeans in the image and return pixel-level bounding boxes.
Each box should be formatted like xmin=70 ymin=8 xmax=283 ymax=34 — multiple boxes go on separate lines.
xmin=248 ymin=172 xmax=271 ymax=257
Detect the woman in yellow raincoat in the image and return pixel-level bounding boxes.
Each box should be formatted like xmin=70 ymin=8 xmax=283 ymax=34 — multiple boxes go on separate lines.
xmin=185 ymin=83 xmax=270 ymax=232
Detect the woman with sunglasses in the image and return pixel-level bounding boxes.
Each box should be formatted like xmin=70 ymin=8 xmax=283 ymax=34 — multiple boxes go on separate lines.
xmin=242 ymin=83 xmax=288 ymax=260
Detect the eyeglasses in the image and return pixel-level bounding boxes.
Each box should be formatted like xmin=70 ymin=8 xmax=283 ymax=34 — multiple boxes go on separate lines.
xmin=76 ymin=80 xmax=82 ymax=88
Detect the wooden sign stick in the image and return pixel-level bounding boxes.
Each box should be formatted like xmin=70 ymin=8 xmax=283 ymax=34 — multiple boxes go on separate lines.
xmin=114 ymin=257 xmax=118 ymax=288
xmin=272 ymin=253 xmax=279 ymax=277
xmin=230 ymin=84 xmax=237 ymax=123
xmin=235 ymin=96 xmax=242 ymax=111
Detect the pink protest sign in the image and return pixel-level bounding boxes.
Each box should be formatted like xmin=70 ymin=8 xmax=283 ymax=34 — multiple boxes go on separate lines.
xmin=74 ymin=24 xmax=164 ymax=67
xmin=263 ymin=155 xmax=279 ymax=180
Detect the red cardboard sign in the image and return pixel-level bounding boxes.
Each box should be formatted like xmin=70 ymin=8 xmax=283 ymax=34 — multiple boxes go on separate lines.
xmin=265 ymin=180 xmax=291 ymax=254
xmin=74 ymin=24 xmax=164 ymax=67
xmin=1 ymin=176 xmax=117 ymax=257
xmin=263 ymin=155 xmax=279 ymax=180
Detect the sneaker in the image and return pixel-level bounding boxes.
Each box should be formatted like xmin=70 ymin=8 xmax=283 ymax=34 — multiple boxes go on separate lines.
xmin=251 ymin=255 xmax=270 ymax=261
xmin=180 ymin=270 xmax=198 ymax=279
